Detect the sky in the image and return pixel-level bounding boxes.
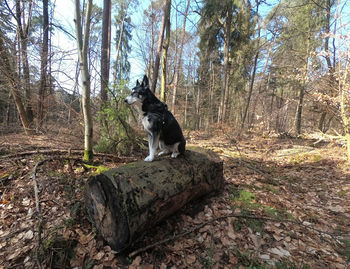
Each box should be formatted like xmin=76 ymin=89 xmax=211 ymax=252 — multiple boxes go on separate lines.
xmin=51 ymin=0 xmax=350 ymax=95
xmin=52 ymin=0 xmax=201 ymax=94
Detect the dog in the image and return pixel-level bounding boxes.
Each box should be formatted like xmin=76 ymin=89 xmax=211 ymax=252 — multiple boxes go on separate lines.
xmin=125 ymin=75 xmax=186 ymax=162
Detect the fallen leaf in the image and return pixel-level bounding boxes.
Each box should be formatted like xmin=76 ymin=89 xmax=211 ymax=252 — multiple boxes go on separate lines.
xmin=94 ymin=251 xmax=104 ymax=260
xmin=23 ymin=230 xmax=33 ymax=240
xmin=269 ymin=246 xmax=291 ymax=257
xmin=186 ymin=254 xmax=196 ymax=264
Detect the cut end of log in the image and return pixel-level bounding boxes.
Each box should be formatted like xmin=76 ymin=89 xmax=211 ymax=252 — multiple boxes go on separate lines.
xmin=85 ymin=148 xmax=223 ymax=252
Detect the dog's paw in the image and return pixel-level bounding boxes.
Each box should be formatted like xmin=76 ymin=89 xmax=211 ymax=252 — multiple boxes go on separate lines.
xmin=158 ymin=150 xmax=170 ymax=156
xmin=171 ymin=152 xmax=180 ymax=158
xmin=144 ymin=155 xmax=154 ymax=162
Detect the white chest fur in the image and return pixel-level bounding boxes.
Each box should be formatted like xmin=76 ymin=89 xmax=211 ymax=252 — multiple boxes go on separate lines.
xmin=142 ymin=115 xmax=152 ymax=134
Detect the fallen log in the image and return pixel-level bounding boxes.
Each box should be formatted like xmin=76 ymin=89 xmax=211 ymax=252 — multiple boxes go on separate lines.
xmin=84 ymin=147 xmax=223 ymax=252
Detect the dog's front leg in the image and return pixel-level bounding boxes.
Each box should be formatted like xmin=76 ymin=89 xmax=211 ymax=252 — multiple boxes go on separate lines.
xmin=145 ymin=133 xmax=160 ymax=162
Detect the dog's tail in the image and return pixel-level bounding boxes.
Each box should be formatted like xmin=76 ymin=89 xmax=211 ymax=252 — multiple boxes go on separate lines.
xmin=179 ymin=140 xmax=186 ymax=154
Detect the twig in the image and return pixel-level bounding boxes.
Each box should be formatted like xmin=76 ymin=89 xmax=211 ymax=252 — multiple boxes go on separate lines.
xmin=0 ymin=149 xmax=135 ymax=162
xmin=32 ymin=159 xmax=47 ymax=269
xmin=128 ymin=212 xmax=345 ymax=257
xmin=0 ymin=227 xmax=28 ymax=241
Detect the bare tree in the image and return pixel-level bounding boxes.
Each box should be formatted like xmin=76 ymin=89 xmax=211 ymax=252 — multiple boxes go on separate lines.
xmin=0 ymin=30 xmax=33 ymax=135
xmin=74 ymin=0 xmax=94 ymax=162
xmin=171 ymin=0 xmax=190 ymax=114
xmin=160 ymin=4 xmax=171 ymax=102
xmin=100 ymin=0 xmax=112 ymax=104
xmin=37 ymin=0 xmax=49 ymax=128
xmin=151 ymin=0 xmax=171 ymax=93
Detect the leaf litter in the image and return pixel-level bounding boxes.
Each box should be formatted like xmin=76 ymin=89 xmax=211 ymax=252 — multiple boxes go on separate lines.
xmin=0 ymin=131 xmax=349 ymax=268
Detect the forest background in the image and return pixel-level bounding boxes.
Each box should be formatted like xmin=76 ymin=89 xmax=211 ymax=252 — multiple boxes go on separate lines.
xmin=1 ymin=0 xmax=350 ymax=268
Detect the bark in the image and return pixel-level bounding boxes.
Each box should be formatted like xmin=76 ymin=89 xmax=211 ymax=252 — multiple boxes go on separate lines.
xmin=100 ymin=0 xmax=112 ymax=103
xmin=241 ymin=2 xmax=261 ymax=130
xmin=151 ymin=0 xmax=171 ymax=94
xmin=295 ymin=36 xmax=310 ymax=135
xmin=113 ymin=5 xmax=128 ymax=88
xmin=16 ymin=0 xmax=34 ymax=125
xmin=218 ymin=5 xmax=232 ymax=123
xmin=160 ymin=10 xmax=170 ymax=102
xmin=318 ymin=0 xmax=335 ymax=132
xmin=37 ymin=0 xmax=49 ymax=128
xmin=0 ymin=30 xmax=33 ymax=135
xmin=74 ymin=0 xmax=94 ymax=162
xmin=171 ymin=0 xmax=190 ymax=114
xmin=195 ymin=85 xmax=201 ymax=130
xmin=340 ymin=50 xmax=350 ymax=161
xmin=85 ymin=148 xmax=223 ymax=252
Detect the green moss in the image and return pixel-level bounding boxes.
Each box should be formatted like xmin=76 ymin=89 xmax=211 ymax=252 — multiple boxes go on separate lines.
xmin=265 ymin=185 xmax=279 ymax=194
xmin=83 ymin=150 xmax=93 ymax=163
xmin=1 ymin=173 xmax=9 ymax=179
xmin=338 ymin=239 xmax=350 ymax=260
xmin=83 ymin=164 xmax=110 ymax=174
xmin=263 ymin=206 xmax=294 ymax=221
xmin=311 ymin=154 xmax=322 ymax=162
xmin=338 ymin=189 xmax=347 ymax=197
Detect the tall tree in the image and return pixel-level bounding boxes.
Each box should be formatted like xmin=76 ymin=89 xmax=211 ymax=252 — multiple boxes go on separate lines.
xmin=74 ymin=0 xmax=94 ymax=162
xmin=241 ymin=0 xmax=261 ymax=130
xmin=0 ymin=29 xmax=33 ymax=135
xmin=267 ymin=0 xmax=325 ymax=134
xmin=171 ymin=0 xmax=190 ymax=114
xmin=160 ymin=8 xmax=170 ymax=102
xmin=100 ymin=0 xmax=112 ymax=104
xmin=198 ymin=0 xmax=254 ymax=125
xmin=151 ymin=0 xmax=171 ymax=93
xmin=14 ymin=0 xmax=34 ymax=125
xmin=113 ymin=0 xmax=133 ymax=85
xmin=37 ymin=0 xmax=49 ymax=128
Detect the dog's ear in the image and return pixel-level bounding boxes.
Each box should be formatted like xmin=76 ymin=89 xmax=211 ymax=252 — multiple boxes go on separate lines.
xmin=136 ymin=79 xmax=140 ymax=86
xmin=142 ymin=75 xmax=149 ymax=87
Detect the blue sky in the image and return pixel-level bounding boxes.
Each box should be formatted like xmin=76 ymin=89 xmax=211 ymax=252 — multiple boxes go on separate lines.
xmin=52 ymin=0 xmax=350 ymax=94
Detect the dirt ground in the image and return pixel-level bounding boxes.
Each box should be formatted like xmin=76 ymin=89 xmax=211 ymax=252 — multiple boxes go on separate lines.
xmin=0 ymin=129 xmax=350 ymax=268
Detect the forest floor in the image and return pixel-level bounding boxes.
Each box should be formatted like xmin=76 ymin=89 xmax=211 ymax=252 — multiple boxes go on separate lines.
xmin=0 ymin=127 xmax=350 ymax=268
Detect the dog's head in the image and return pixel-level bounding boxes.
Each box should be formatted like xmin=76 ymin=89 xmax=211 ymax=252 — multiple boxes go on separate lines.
xmin=125 ymin=75 xmax=150 ymax=105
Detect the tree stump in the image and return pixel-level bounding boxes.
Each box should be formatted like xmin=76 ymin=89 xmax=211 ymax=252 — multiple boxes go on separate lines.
xmin=84 ymin=148 xmax=223 ymax=252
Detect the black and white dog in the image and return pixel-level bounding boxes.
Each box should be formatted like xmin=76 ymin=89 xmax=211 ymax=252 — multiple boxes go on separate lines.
xmin=125 ymin=75 xmax=186 ymax=162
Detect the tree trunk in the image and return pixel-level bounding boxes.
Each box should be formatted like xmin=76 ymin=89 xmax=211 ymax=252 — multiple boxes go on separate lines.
xmin=113 ymin=7 xmax=127 ymax=88
xmin=37 ymin=0 xmax=49 ymax=128
xmin=0 ymin=29 xmax=33 ymax=135
xmin=340 ymin=50 xmax=350 ymax=161
xmin=160 ymin=11 xmax=170 ymax=102
xmin=74 ymin=0 xmax=94 ymax=162
xmin=218 ymin=6 xmax=232 ymax=123
xmin=85 ymin=148 xmax=223 ymax=252
xmin=15 ymin=0 xmax=34 ymax=126
xmin=295 ymin=36 xmax=310 ymax=135
xmin=241 ymin=2 xmax=261 ymax=131
xmin=195 ymin=85 xmax=201 ymax=130
xmin=100 ymin=0 xmax=112 ymax=103
xmin=171 ymin=0 xmax=190 ymax=114
xmin=151 ymin=0 xmax=171 ymax=94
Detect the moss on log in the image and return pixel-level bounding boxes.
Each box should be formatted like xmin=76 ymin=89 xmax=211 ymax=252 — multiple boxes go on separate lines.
xmin=85 ymin=148 xmax=223 ymax=252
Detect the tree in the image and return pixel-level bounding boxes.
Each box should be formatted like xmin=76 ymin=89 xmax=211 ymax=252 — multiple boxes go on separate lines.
xmin=0 ymin=29 xmax=33 ymax=135
xmin=151 ymin=0 xmax=171 ymax=93
xmin=241 ymin=0 xmax=261 ymax=131
xmin=198 ymin=0 xmax=254 ymax=126
xmin=14 ymin=0 xmax=34 ymax=126
xmin=100 ymin=0 xmax=112 ymax=104
xmin=37 ymin=0 xmax=49 ymax=128
xmin=112 ymin=0 xmax=133 ymax=86
xmin=74 ymin=0 xmax=94 ymax=162
xmin=266 ymin=0 xmax=325 ymax=134
xmin=171 ymin=0 xmax=190 ymax=113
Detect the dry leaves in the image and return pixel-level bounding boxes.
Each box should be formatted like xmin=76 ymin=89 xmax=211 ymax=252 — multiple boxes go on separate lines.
xmin=1 ymin=131 xmax=350 ymax=268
